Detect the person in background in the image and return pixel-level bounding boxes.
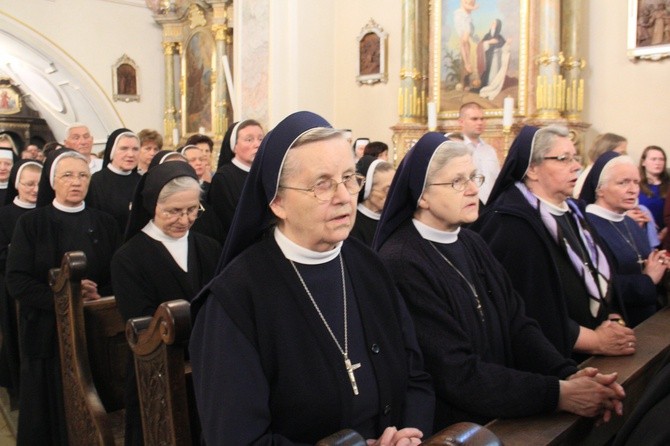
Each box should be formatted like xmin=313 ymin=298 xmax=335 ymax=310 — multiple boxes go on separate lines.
xmin=180 ymin=144 xmax=210 ymax=195
xmin=6 ymin=149 xmax=118 ymax=445
xmin=638 ymin=145 xmax=669 ymax=240
xmin=208 ymin=119 xmax=264 ymax=234
xmin=350 ymin=155 xmax=394 ymax=246
xmin=113 ymin=161 xmax=220 ymax=445
xmin=363 ymin=141 xmax=389 ymax=161
xmin=63 ymin=123 xmax=102 ymax=173
xmin=136 ymin=129 xmax=163 ymax=175
xmin=185 ymin=133 xmax=214 ymax=183
xmin=457 ymin=102 xmax=499 ymax=205
xmin=190 ymin=111 xmax=434 ymax=445
xmin=475 ymin=125 xmax=635 ymax=361
xmin=375 ymin=132 xmax=625 ymax=429
xmin=353 ymin=137 xmax=370 ymax=163
xmin=573 ymin=132 xmax=628 ymax=198
xmin=21 ymin=144 xmax=44 ymax=161
xmin=0 ymin=160 xmax=42 ymax=409
xmin=580 ymin=151 xmax=666 ymax=327
xmin=87 ymin=128 xmax=141 ymax=233
xmin=0 ymin=145 xmax=14 ymax=205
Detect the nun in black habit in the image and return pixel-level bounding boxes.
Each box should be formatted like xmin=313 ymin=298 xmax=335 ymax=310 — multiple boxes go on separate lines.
xmin=373 ymin=133 xmax=625 ymax=429
xmin=579 ymin=152 xmax=666 ymax=327
xmin=112 ymin=161 xmax=220 ymax=445
xmin=190 ymin=111 xmax=434 ymax=445
xmin=6 ymin=149 xmax=119 ymax=445
xmin=0 ymin=146 xmax=16 ymax=205
xmin=0 ymin=159 xmax=42 ymax=404
xmin=349 ymin=155 xmax=394 ymax=246
xmin=86 ymin=128 xmax=142 ymax=232
xmin=207 ymin=119 xmax=263 ymax=233
xmin=474 ymin=125 xmax=636 ymax=360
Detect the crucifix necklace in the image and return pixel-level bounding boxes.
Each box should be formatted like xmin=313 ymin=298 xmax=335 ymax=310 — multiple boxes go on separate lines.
xmin=609 ymin=219 xmax=645 ymax=271
xmin=290 ymin=255 xmax=361 ymax=396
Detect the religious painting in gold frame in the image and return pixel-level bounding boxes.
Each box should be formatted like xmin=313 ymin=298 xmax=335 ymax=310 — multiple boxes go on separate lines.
xmin=112 ymin=54 xmax=140 ymax=103
xmin=356 ymin=19 xmax=388 ymax=85
xmin=431 ymin=0 xmax=529 ymax=118
xmin=182 ymin=29 xmax=215 ymax=135
xmin=627 ymin=0 xmax=670 ymax=61
xmin=0 ymin=82 xmax=21 ymax=115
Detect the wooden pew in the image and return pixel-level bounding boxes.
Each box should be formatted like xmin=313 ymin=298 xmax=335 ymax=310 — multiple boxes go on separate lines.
xmin=50 ymin=251 xmax=128 ymax=446
xmin=485 ymin=306 xmax=670 ymax=446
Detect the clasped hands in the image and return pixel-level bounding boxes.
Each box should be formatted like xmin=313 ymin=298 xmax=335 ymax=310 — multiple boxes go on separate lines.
xmin=559 ymin=367 xmax=625 ymax=424
xmin=367 ymin=427 xmax=423 ymax=446
xmin=80 ymin=279 xmax=101 ymax=302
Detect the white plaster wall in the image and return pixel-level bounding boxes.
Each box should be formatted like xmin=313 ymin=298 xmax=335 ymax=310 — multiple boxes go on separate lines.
xmin=583 ymin=0 xmax=670 ymax=159
xmin=0 ymin=0 xmax=164 ymax=136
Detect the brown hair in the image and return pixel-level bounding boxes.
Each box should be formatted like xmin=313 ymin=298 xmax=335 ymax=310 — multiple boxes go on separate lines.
xmin=639 ymin=145 xmax=669 ymax=197
xmin=587 ymin=133 xmax=627 ymax=163
xmin=138 ymin=129 xmax=164 ymax=150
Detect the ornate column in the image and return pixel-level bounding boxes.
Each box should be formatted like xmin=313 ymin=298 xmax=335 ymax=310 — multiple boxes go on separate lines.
xmin=162 ymin=42 xmax=179 ymax=148
xmin=211 ymin=0 xmax=231 ymax=143
xmin=535 ymin=0 xmax=564 ymax=119
xmin=398 ymin=0 xmax=424 ymax=124
xmin=561 ymin=0 xmax=586 ymax=122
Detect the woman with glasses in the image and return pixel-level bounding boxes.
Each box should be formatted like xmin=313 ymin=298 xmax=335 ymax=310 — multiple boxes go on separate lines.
xmin=580 ymin=151 xmax=666 ymax=327
xmin=112 ymin=161 xmax=220 ymax=445
xmin=374 ymin=133 xmax=625 ymax=429
xmin=6 ymin=149 xmax=119 ymax=445
xmin=190 ymin=111 xmax=434 ymax=445
xmin=0 ymin=159 xmax=42 ymax=406
xmin=350 ymin=155 xmax=395 ymax=245
xmin=476 ymin=125 xmax=635 ymax=361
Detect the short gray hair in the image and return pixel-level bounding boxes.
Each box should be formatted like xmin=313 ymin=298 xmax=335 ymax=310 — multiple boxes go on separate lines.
xmin=529 ymin=125 xmax=570 ymax=165
xmin=157 ymin=176 xmax=201 ymax=204
xmin=65 ymin=122 xmax=90 ymax=137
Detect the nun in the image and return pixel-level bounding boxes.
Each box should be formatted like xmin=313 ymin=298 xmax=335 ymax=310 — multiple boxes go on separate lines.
xmin=112 ymin=161 xmax=220 ymax=445
xmin=475 ymin=125 xmax=636 ymax=360
xmin=0 ymin=160 xmax=42 ymax=405
xmin=0 ymin=145 xmax=15 ymax=204
xmin=6 ymin=149 xmax=119 ymax=445
xmin=180 ymin=144 xmax=210 ymax=196
xmin=208 ymin=119 xmax=264 ymax=232
xmin=86 ymin=128 xmax=142 ymax=232
xmin=374 ymin=133 xmax=625 ymax=429
xmin=190 ymin=111 xmax=434 ymax=445
xmin=349 ymin=155 xmax=394 ymax=245
xmin=579 ymin=151 xmax=667 ymax=327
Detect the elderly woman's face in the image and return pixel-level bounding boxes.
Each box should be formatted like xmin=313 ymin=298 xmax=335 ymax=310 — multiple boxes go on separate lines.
xmin=17 ymin=168 xmax=40 ymax=204
xmin=526 ymin=136 xmax=581 ymax=205
xmin=270 ymin=137 xmax=356 ymax=252
xmin=111 ymin=136 xmax=140 ymax=172
xmin=364 ymin=169 xmax=394 ymax=213
xmin=154 ymin=188 xmax=201 ymax=238
xmin=53 ymin=157 xmax=90 ymax=207
xmin=597 ymin=163 xmax=640 ymax=214
xmin=416 ymin=155 xmax=479 ymax=231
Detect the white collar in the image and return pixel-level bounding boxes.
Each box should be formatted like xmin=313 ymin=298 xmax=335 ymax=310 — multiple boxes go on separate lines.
xmin=142 ymin=220 xmax=189 ymax=271
xmin=0 ymin=182 xmax=7 ymax=189
xmin=585 ymin=204 xmax=625 ymax=222
xmin=274 ymin=226 xmax=342 ymax=265
xmin=357 ymin=203 xmax=381 ymax=220
xmin=52 ymin=198 xmax=85 ymax=213
xmin=107 ymin=163 xmax=133 ymax=176
xmin=534 ymin=194 xmax=569 ymax=216
xmin=412 ymin=218 xmax=460 ymax=244
xmin=463 ymin=135 xmax=483 ymax=146
xmin=231 ymin=157 xmax=251 ymax=172
xmin=13 ymin=196 xmax=35 ymax=209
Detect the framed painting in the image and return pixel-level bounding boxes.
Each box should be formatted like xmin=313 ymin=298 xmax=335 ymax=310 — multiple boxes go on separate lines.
xmin=112 ymin=54 xmax=140 ymax=102
xmin=182 ymin=29 xmax=215 ymax=135
xmin=0 ymin=84 xmax=21 ymax=115
xmin=627 ymin=0 xmax=670 ymax=61
xmin=356 ymin=19 xmax=388 ymax=85
xmin=431 ymin=0 xmax=529 ymax=118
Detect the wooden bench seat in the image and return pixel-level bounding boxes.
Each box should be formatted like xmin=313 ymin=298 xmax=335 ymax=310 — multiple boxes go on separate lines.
xmin=50 ymin=251 xmax=128 ymax=446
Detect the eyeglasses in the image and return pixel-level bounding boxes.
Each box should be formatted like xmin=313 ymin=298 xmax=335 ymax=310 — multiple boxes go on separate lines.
xmin=57 ymin=172 xmax=91 ymax=183
xmin=19 ymin=182 xmax=39 ymax=189
xmin=543 ymin=154 xmax=582 ymax=164
xmin=430 ymin=174 xmax=485 ymax=191
xmin=279 ymin=173 xmax=366 ymax=202
xmin=159 ymin=203 xmax=205 ymax=220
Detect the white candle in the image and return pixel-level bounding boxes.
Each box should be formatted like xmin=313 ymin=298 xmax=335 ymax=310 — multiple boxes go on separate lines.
xmin=503 ymin=97 xmax=514 ymax=127
xmin=172 ymin=128 xmax=179 ymax=145
xmin=427 ymin=102 xmax=437 ymax=130
xmin=198 ymin=126 xmax=205 ymax=135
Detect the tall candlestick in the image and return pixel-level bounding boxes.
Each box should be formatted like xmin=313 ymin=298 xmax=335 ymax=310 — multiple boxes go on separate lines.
xmin=427 ymin=102 xmax=437 ymax=130
xmin=502 ymin=97 xmax=514 ymax=127
xmin=172 ymin=128 xmax=179 ymax=146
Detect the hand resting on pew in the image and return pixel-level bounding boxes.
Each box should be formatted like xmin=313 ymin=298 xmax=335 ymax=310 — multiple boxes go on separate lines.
xmin=558 ymin=366 xmax=625 ymax=424
xmin=365 ymin=426 xmax=424 ymax=446
xmin=80 ymin=278 xmax=101 ymax=301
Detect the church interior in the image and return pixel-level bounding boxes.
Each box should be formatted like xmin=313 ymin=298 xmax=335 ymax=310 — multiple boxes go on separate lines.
xmin=0 ymin=0 xmax=669 ymax=445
